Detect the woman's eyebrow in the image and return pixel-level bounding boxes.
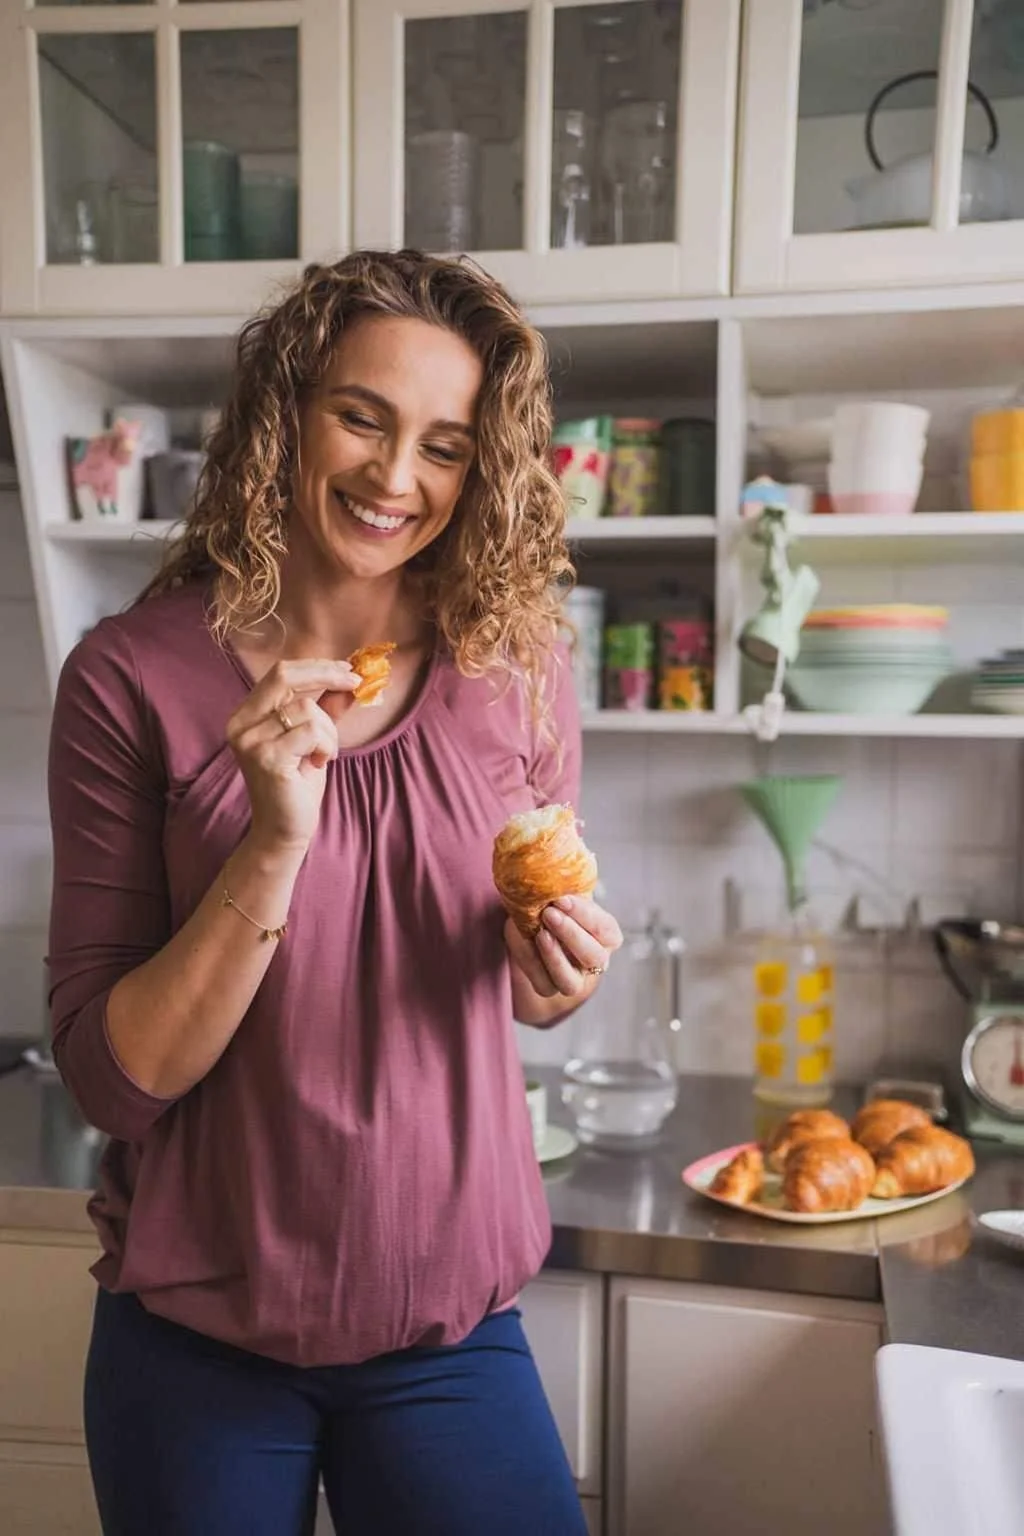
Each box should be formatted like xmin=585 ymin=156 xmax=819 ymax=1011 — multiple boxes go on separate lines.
xmin=327 ymin=383 xmax=475 ymax=439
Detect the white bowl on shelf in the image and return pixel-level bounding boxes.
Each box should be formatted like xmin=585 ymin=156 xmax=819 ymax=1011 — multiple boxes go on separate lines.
xmin=757 ymin=418 xmax=833 ymax=466
xmin=830 ymin=446 xmax=924 ymax=478
xmin=787 ymin=661 xmax=947 ymax=714
xmin=833 ymin=401 xmax=930 ymax=453
xmin=828 ymin=461 xmax=923 ymax=516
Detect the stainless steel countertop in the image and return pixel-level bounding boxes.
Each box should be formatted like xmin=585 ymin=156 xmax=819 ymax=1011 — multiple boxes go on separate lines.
xmin=2 ymin=1064 xmax=1023 ymax=1358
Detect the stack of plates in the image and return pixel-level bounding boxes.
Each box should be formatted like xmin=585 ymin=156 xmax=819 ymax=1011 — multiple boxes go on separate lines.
xmin=972 ymin=651 xmax=1024 ymax=715
xmin=789 ymin=606 xmax=952 ymax=714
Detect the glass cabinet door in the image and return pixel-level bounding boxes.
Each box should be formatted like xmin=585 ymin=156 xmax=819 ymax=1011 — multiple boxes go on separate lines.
xmin=794 ymin=0 xmax=946 ymax=237
xmin=965 ymin=4 xmax=1024 ymax=227
xmin=1 ymin=0 xmax=348 ymax=315
xmin=355 ymin=0 xmax=739 ymax=303
xmin=551 ymin=1 xmax=682 ymax=250
xmin=38 ymin=32 xmax=159 ymax=266
xmin=404 ymin=12 xmax=527 ymax=253
xmin=180 ymin=28 xmax=299 ymax=263
xmin=736 ymin=0 xmax=1024 ymax=295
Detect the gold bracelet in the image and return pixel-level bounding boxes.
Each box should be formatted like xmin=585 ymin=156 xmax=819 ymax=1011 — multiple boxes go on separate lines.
xmin=221 ymin=883 xmax=288 ymax=943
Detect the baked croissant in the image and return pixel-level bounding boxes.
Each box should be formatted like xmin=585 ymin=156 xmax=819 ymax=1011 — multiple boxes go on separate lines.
xmin=492 ymin=804 xmax=598 ymax=938
xmin=710 ymin=1146 xmax=764 ymax=1205
xmin=783 ymin=1136 xmax=875 ymax=1214
xmin=871 ymin=1125 xmax=975 ymax=1199
xmin=764 ymin=1108 xmax=850 ymax=1174
xmin=347 ymin=642 xmax=396 ymax=707
xmin=851 ymin=1098 xmax=932 ymax=1158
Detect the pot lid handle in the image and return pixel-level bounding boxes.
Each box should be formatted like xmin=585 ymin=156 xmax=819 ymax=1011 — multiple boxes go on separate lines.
xmin=864 ymin=69 xmax=999 ymax=171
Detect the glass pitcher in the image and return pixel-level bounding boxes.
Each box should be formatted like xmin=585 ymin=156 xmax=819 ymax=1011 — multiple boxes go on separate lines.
xmin=562 ymin=912 xmax=683 ymax=1147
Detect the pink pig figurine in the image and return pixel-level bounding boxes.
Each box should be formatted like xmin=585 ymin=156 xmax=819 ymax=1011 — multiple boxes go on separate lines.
xmin=68 ymin=417 xmax=144 ymax=522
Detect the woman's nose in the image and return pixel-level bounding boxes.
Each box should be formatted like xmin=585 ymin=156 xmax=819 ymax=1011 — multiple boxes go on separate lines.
xmin=366 ymin=439 xmax=418 ymax=500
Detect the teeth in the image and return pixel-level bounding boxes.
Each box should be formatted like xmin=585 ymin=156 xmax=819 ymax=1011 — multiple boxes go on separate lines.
xmin=341 ymin=494 xmax=409 ymax=532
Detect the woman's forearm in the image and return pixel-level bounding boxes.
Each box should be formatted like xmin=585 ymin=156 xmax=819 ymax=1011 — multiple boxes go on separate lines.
xmin=105 ymin=832 xmax=306 ymax=1099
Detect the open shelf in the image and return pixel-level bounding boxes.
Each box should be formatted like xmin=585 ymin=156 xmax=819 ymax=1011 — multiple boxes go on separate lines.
xmin=44 ymin=520 xmax=179 ymax=544
xmin=785 ymin=513 xmax=1024 ymax=566
xmin=582 ymin=710 xmax=1024 ymax=739
xmin=567 ymin=516 xmax=715 ymax=544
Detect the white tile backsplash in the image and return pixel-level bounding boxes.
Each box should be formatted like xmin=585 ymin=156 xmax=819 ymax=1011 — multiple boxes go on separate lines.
xmin=528 ymin=730 xmax=1024 ymax=1088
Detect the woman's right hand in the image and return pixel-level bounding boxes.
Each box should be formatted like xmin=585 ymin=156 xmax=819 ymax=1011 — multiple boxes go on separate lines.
xmin=226 ymin=659 xmax=361 ymax=855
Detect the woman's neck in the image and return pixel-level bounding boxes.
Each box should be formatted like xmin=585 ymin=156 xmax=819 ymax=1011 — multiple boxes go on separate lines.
xmin=248 ymin=549 xmax=426 ymax=664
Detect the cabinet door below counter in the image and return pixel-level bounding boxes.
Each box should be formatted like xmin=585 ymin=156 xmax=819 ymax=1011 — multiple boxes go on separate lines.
xmin=608 ymin=1279 xmax=889 ymax=1536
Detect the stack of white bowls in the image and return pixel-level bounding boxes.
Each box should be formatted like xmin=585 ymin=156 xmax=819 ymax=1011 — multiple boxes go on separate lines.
xmin=828 ymin=402 xmax=930 ymax=517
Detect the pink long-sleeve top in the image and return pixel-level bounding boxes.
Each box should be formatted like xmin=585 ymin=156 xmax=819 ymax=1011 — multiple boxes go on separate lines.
xmin=47 ymin=582 xmax=579 ymax=1367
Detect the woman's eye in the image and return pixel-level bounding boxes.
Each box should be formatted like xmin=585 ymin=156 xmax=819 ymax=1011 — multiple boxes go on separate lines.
xmin=425 ymin=443 xmax=464 ymax=465
xmin=340 ymin=411 xmax=379 ymax=431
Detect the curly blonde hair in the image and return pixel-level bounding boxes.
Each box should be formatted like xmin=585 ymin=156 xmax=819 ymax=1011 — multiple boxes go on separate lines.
xmin=141 ymin=250 xmax=573 ymax=691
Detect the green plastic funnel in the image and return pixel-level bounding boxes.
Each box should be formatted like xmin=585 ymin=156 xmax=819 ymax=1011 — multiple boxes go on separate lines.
xmin=739 ymin=775 xmax=841 ymax=913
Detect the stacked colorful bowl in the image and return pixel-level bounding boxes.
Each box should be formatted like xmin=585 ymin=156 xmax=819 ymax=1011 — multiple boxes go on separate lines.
xmin=972 ymin=652 xmax=1024 ymax=715
xmin=788 ymin=606 xmax=952 ymax=715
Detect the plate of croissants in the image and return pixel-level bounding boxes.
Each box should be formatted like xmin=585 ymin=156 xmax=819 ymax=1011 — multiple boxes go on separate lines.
xmin=682 ymin=1100 xmax=975 ymax=1223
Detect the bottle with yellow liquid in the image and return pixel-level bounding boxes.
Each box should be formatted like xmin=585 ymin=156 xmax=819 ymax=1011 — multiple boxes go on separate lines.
xmin=753 ymin=917 xmax=835 ymax=1106
xmin=740 ymin=776 xmax=842 ymax=1108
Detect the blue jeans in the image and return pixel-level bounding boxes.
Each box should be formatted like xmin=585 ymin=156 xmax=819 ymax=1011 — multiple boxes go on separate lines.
xmin=85 ymin=1287 xmax=587 ymax=1535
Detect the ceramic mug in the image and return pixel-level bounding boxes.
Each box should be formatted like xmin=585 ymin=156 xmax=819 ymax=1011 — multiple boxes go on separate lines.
xmin=525 ymin=1080 xmax=548 ymax=1157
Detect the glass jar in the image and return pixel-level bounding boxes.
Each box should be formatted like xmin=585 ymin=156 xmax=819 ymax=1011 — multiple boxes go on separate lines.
xmin=753 ymin=918 xmax=836 ymax=1107
xmin=607 ymin=418 xmax=661 ymax=518
xmin=604 ymin=622 xmax=654 ymax=711
xmin=551 ymin=416 xmax=612 ymax=520
xmin=562 ymin=913 xmax=684 ymax=1147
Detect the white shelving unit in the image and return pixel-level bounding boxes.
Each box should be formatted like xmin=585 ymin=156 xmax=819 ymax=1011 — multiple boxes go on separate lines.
xmin=4 ymin=283 xmax=1024 ymax=742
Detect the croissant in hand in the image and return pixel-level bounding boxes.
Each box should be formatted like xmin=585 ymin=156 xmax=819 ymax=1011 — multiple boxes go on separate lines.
xmin=871 ymin=1125 xmax=975 ymax=1199
xmin=783 ymin=1136 xmax=875 ymax=1214
xmin=851 ymin=1098 xmax=932 ymax=1158
xmin=347 ymin=642 xmax=396 ymax=708
xmin=492 ymin=805 xmax=598 ymax=938
xmin=710 ymin=1146 xmax=765 ymax=1205
xmin=764 ymin=1108 xmax=849 ymax=1174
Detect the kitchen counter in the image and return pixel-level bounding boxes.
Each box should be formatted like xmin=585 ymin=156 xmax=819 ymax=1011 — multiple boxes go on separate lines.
xmin=1 ymin=1064 xmax=1023 ymax=1360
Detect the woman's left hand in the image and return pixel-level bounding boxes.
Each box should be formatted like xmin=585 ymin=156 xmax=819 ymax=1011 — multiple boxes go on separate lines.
xmin=505 ymin=894 xmax=623 ymax=1005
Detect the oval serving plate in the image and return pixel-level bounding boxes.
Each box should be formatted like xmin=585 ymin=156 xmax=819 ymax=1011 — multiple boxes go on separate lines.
xmin=682 ymin=1141 xmax=971 ymax=1225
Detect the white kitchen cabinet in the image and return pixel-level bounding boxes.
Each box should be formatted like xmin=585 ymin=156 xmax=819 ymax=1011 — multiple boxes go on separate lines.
xmin=735 ymin=0 xmax=1024 ymax=295
xmin=607 ymin=1278 xmax=889 ymax=1536
xmin=0 ymin=0 xmax=349 ymax=316
xmin=519 ymin=1269 xmax=604 ymax=1495
xmin=0 ymin=1234 xmax=98 ymax=1444
xmin=0 ymin=1443 xmax=100 ymax=1536
xmin=353 ymin=0 xmax=739 ymax=303
xmin=0 ymin=1233 xmax=101 ymax=1536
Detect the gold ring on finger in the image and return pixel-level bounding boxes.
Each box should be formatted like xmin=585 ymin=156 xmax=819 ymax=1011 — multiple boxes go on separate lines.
xmin=584 ymin=963 xmax=608 ymax=977
xmin=275 ymin=705 xmax=295 ymax=734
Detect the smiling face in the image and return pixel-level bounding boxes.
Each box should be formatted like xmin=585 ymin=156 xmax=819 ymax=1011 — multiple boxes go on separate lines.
xmin=290 ymin=314 xmax=484 ymax=582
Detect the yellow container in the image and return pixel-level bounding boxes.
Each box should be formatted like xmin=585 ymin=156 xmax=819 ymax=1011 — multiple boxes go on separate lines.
xmin=969 ymin=451 xmax=1024 ymax=513
xmin=971 ymin=408 xmax=1024 ymax=457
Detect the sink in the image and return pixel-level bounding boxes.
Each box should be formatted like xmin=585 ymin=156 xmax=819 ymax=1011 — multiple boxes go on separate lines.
xmin=876 ymin=1343 xmax=1024 ymax=1536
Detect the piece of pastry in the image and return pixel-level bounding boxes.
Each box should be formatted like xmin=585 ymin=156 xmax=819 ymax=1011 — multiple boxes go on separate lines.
xmin=347 ymin=642 xmax=396 ymax=708
xmin=871 ymin=1125 xmax=975 ymax=1200
xmin=492 ymin=804 xmax=598 ymax=938
xmin=851 ymin=1098 xmax=932 ymax=1158
xmin=782 ymin=1136 xmax=875 ymax=1215
xmin=764 ymin=1108 xmax=850 ymax=1174
xmin=710 ymin=1146 xmax=764 ymax=1205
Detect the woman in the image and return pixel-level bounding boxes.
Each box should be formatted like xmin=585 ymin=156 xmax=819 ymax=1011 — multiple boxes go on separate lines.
xmin=48 ymin=249 xmax=621 ymax=1535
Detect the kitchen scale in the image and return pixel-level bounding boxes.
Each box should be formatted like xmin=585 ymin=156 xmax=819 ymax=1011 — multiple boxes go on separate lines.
xmin=934 ymin=919 xmax=1024 ymax=1146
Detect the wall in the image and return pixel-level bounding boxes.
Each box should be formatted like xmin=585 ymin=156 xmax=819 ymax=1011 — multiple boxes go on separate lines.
xmin=518 ymin=729 xmax=1024 ymax=1086
xmin=0 ymin=468 xmax=51 ymax=1040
